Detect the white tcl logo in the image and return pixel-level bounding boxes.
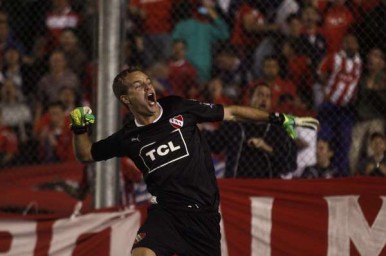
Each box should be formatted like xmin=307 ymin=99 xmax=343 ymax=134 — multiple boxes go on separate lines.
xmin=139 ymin=129 xmax=189 ymax=173
xmin=145 ymin=142 xmax=181 ymax=161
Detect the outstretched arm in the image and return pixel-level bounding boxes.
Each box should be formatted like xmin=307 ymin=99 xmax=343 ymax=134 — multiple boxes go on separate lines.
xmin=70 ymin=107 xmax=96 ymax=163
xmin=223 ymin=105 xmax=269 ymax=122
xmin=223 ymin=105 xmax=319 ymax=139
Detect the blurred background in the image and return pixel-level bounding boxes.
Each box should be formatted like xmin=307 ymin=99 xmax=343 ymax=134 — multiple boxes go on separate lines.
xmin=0 ymin=0 xmax=385 ymax=212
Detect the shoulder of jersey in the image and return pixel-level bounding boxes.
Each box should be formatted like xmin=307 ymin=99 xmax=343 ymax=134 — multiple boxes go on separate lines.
xmin=158 ymin=95 xmax=185 ymax=107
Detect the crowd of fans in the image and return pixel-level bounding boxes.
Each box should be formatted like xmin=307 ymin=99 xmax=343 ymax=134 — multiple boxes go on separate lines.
xmin=0 ymin=0 xmax=385 ymax=180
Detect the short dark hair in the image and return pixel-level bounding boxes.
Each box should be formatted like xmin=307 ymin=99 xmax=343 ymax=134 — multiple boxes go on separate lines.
xmin=262 ymin=55 xmax=279 ymax=64
xmin=47 ymin=101 xmax=66 ymax=110
xmin=250 ymin=82 xmax=271 ymax=100
xmin=370 ymin=132 xmax=385 ymax=141
xmin=318 ymin=138 xmax=333 ymax=153
xmin=252 ymin=81 xmax=270 ymax=90
xmin=112 ymin=67 xmax=142 ymax=100
xmin=50 ymin=49 xmax=66 ymax=59
xmin=172 ymin=39 xmax=187 ymax=47
xmin=61 ymin=27 xmax=77 ymax=35
xmin=286 ymin=13 xmax=301 ymax=24
xmin=216 ymin=44 xmax=236 ymax=57
xmin=302 ymin=5 xmax=318 ymax=15
xmin=369 ymin=48 xmax=385 ymax=61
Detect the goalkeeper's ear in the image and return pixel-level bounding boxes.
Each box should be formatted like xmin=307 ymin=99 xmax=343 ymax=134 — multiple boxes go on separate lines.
xmin=120 ymin=95 xmax=131 ymax=105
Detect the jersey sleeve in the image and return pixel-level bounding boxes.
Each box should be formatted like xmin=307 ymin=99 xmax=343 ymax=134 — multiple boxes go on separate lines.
xmin=181 ymin=98 xmax=224 ymax=123
xmin=91 ymin=129 xmax=126 ymax=161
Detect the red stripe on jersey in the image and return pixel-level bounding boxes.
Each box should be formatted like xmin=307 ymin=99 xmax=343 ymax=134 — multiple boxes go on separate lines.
xmin=326 ymin=54 xmax=345 ymax=100
xmin=324 ymin=51 xmax=361 ymax=106
xmin=337 ymin=60 xmax=361 ymax=105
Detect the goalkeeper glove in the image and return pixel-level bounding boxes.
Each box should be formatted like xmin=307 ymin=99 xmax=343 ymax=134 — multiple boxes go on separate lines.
xmin=70 ymin=106 xmax=95 ymax=134
xmin=269 ymin=113 xmax=319 ymax=139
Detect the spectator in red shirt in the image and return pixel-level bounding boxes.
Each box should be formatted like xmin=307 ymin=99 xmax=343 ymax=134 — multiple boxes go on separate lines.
xmin=168 ymin=39 xmax=199 ymax=99
xmin=230 ymin=1 xmax=277 ymax=68
xmin=318 ymin=34 xmax=362 ymax=106
xmin=280 ymin=39 xmax=313 ymax=100
xmin=129 ymin=0 xmax=174 ymax=67
xmin=45 ymin=0 xmax=81 ymax=51
xmin=281 ymin=40 xmax=312 ymax=88
xmin=317 ymin=34 xmax=362 ymax=175
xmin=207 ymin=77 xmax=234 ymax=106
xmin=0 ymin=110 xmax=18 ymax=167
xmin=244 ymin=56 xmax=297 ymax=108
xmin=321 ymin=0 xmax=354 ymax=53
xmin=34 ymin=101 xmax=75 ymax=163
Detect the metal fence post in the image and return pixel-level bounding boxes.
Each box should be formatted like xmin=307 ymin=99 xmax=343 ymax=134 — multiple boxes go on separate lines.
xmin=94 ymin=0 xmax=123 ymax=208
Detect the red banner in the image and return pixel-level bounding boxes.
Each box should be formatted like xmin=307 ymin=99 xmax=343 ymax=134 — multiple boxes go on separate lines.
xmin=218 ymin=178 xmax=386 ymax=256
xmin=1 ymin=164 xmax=386 ymax=255
xmin=0 ymin=162 xmax=92 ymax=216
xmin=0 ymin=208 xmax=140 ymax=255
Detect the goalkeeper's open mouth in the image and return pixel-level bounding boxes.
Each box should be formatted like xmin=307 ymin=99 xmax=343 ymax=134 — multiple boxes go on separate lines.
xmin=147 ymin=92 xmax=156 ymax=106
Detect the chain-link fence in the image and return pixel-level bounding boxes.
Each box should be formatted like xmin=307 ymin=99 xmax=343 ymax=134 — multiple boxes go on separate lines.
xmin=0 ymin=0 xmax=385 ymax=183
xmin=0 ymin=0 xmax=97 ymax=166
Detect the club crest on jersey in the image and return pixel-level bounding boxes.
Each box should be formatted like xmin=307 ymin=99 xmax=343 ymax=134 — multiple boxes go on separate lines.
xmin=169 ymin=115 xmax=184 ymax=129
xmin=134 ymin=232 xmax=146 ymax=244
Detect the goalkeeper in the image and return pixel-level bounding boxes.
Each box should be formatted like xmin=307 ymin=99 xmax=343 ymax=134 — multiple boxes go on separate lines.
xmin=70 ymin=68 xmax=319 ymax=256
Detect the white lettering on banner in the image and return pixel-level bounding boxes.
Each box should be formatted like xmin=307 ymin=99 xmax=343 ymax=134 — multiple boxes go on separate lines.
xmin=325 ymin=196 xmax=386 ymax=256
xmin=109 ymin=211 xmax=141 ymax=256
xmin=49 ymin=210 xmax=140 ymax=256
xmin=0 ymin=221 xmax=36 ymax=256
xmin=250 ymin=197 xmax=274 ymax=256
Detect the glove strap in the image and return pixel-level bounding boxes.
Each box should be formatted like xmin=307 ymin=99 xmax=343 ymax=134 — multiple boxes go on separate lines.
xmin=71 ymin=126 xmax=88 ymax=135
xmin=268 ymin=112 xmax=284 ymax=125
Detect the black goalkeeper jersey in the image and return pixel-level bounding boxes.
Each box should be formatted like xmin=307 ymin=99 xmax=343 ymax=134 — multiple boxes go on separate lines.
xmin=91 ymin=96 xmax=224 ymax=208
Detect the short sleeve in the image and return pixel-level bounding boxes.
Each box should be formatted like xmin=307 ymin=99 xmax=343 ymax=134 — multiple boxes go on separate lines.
xmin=91 ymin=130 xmax=125 ymax=161
xmin=181 ymin=98 xmax=224 ymax=123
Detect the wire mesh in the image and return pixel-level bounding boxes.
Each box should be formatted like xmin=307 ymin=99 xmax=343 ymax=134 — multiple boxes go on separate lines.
xmin=0 ymin=0 xmax=385 ymax=187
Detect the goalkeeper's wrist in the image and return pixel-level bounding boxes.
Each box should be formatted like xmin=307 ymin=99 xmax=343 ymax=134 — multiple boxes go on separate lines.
xmin=71 ymin=125 xmax=89 ymax=135
xmin=268 ymin=112 xmax=284 ymax=125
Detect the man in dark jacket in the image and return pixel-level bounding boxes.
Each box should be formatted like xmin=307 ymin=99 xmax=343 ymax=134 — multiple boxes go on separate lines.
xmin=205 ymin=82 xmax=297 ymax=178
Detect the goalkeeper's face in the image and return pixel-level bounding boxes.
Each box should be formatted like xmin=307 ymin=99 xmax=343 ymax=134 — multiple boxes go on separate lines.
xmin=125 ymin=71 xmax=158 ymax=116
